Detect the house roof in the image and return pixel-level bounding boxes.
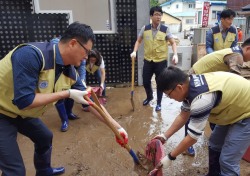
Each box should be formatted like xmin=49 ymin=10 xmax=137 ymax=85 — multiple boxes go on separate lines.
xmin=163 ymin=12 xmax=181 ymax=21
xmin=210 ymin=1 xmax=227 ymax=6
xmin=242 ymin=4 xmax=250 ymax=11
xmin=170 ymin=11 xmax=196 ymax=17
xmin=161 ymin=0 xmax=226 ymax=7
xmin=227 ymin=0 xmax=250 ymax=11
xmin=160 ymin=0 xmax=195 ymax=6
xmin=237 ymin=4 xmax=250 ymax=16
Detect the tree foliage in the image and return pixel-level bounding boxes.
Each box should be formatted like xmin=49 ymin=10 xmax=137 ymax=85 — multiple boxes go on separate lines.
xmin=150 ymin=0 xmax=160 ymax=7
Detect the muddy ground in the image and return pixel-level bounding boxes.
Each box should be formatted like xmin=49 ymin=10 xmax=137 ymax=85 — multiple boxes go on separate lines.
xmin=15 ymin=86 xmax=250 ymax=176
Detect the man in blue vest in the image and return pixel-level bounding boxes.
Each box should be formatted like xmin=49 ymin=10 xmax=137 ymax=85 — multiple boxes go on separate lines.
xmin=154 ymin=66 xmax=250 ymax=176
xmin=206 ymin=9 xmax=238 ymax=54
xmin=130 ymin=6 xmax=178 ymax=112
xmin=0 ymin=22 xmax=128 ymax=176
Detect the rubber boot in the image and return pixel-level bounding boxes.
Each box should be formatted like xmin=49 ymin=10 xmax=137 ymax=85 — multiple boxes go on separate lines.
xmin=34 ymin=147 xmax=65 ymax=176
xmin=55 ymin=101 xmax=69 ymax=132
xmin=65 ymin=98 xmax=79 ymax=120
xmin=205 ymin=147 xmax=221 ymax=176
xmin=143 ymin=83 xmax=153 ymax=106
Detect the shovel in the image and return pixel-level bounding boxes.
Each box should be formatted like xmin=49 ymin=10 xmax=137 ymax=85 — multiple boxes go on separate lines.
xmin=85 ymin=89 xmax=140 ymax=165
xmin=131 ymin=57 xmax=135 ymax=111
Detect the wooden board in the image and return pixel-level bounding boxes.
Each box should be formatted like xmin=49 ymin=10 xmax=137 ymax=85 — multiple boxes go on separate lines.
xmin=197 ymin=44 xmax=207 ymax=60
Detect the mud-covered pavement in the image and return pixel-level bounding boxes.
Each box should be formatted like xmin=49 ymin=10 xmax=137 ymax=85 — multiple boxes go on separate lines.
xmin=16 ymin=86 xmax=250 ymax=176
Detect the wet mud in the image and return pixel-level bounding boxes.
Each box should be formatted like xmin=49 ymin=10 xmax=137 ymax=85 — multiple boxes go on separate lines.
xmin=14 ymin=86 xmax=250 ymax=176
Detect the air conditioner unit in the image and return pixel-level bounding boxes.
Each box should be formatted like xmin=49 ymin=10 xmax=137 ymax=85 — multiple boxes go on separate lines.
xmin=168 ymin=46 xmax=192 ymax=71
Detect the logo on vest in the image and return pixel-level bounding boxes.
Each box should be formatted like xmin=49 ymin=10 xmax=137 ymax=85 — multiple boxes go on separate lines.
xmin=192 ymin=75 xmax=204 ymax=87
xmin=215 ymin=38 xmax=219 ymax=43
xmin=39 ymin=81 xmax=48 ymax=89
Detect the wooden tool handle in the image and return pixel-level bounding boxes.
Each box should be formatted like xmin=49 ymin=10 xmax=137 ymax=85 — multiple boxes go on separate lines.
xmin=85 ymin=95 xmax=131 ymax=151
xmin=84 ymin=89 xmax=140 ymax=165
xmin=90 ymin=89 xmax=102 ymax=109
xmin=131 ymin=57 xmax=135 ymax=91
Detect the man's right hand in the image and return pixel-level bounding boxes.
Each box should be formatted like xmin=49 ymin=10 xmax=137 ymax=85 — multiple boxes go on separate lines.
xmin=130 ymin=51 xmax=136 ymax=58
xmin=116 ymin=127 xmax=128 ymax=147
xmin=68 ymin=89 xmax=89 ymax=105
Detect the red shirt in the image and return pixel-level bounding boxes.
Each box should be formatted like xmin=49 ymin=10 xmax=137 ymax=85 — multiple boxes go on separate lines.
xmin=238 ymin=30 xmax=243 ymax=42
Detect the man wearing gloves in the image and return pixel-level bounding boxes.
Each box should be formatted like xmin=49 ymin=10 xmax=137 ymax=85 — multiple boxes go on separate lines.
xmin=130 ymin=6 xmax=178 ymax=111
xmin=154 ymin=66 xmax=250 ymax=176
xmin=0 ymin=22 xmax=128 ymax=176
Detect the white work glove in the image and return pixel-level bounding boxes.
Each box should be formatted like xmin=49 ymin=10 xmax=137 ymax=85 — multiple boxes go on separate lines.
xmin=100 ymin=83 xmax=104 ymax=90
xmin=153 ymin=133 xmax=168 ymax=144
xmin=130 ymin=51 xmax=136 ymax=58
xmin=68 ymin=89 xmax=89 ymax=105
xmin=99 ymin=83 xmax=104 ymax=96
xmin=116 ymin=127 xmax=128 ymax=147
xmin=172 ymin=54 xmax=178 ymax=65
xmin=157 ymin=153 xmax=173 ymax=169
xmin=81 ymin=80 xmax=87 ymax=88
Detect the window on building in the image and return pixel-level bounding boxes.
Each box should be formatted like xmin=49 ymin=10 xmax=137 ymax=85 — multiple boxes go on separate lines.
xmin=176 ymin=4 xmax=179 ymax=9
xmin=212 ymin=11 xmax=221 ymax=20
xmin=189 ymin=4 xmax=194 ymax=8
xmin=34 ymin=0 xmax=116 ymax=33
xmin=198 ymin=11 xmax=202 ymax=24
xmin=186 ymin=19 xmax=194 ymax=24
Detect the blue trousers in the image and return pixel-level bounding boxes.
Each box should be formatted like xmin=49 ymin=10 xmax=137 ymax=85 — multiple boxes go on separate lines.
xmin=143 ymin=59 xmax=167 ymax=105
xmin=209 ymin=118 xmax=250 ymax=176
xmin=0 ymin=114 xmax=53 ymax=176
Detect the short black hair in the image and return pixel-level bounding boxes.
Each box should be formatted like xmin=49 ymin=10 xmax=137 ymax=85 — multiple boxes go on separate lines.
xmin=60 ymin=21 xmax=96 ymax=45
xmin=87 ymin=49 xmax=102 ymax=66
xmin=220 ymin=9 xmax=236 ymax=19
xmin=241 ymin=37 xmax=250 ymax=48
xmin=150 ymin=6 xmax=163 ymax=16
xmin=157 ymin=66 xmax=188 ymax=92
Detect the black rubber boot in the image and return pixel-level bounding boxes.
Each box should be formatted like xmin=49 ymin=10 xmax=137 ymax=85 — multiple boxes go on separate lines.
xmin=34 ymin=147 xmax=65 ymax=176
xmin=143 ymin=85 xmax=153 ymax=106
xmin=205 ymin=147 xmax=221 ymax=176
xmin=55 ymin=101 xmax=69 ymax=132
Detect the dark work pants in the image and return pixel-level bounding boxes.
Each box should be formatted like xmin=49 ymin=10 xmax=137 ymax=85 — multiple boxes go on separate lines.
xmin=143 ymin=59 xmax=167 ymax=105
xmin=0 ymin=114 xmax=53 ymax=176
